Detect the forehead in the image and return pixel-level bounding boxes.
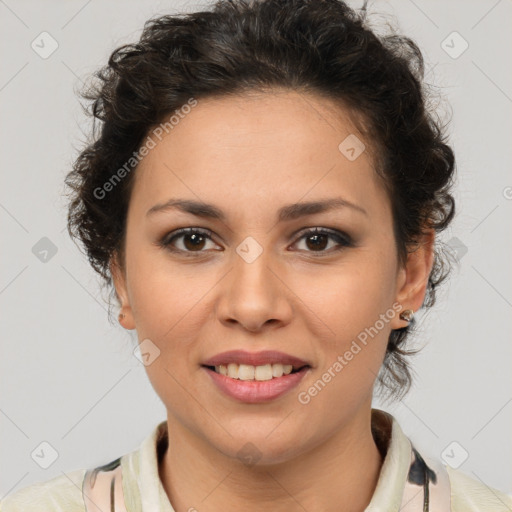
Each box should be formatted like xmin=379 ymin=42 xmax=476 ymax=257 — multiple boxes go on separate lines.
xmin=128 ymin=90 xmax=389 ymax=223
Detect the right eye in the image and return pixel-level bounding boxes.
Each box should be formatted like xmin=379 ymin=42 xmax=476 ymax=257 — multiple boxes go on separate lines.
xmin=158 ymin=227 xmax=221 ymax=255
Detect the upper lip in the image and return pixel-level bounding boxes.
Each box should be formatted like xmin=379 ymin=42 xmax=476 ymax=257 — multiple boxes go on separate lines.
xmin=202 ymin=350 xmax=311 ymax=369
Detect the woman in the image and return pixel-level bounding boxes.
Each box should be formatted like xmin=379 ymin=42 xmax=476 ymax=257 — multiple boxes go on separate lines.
xmin=2 ymin=0 xmax=510 ymax=510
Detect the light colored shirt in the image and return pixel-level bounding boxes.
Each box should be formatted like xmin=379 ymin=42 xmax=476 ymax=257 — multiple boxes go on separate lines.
xmin=1 ymin=408 xmax=511 ymax=511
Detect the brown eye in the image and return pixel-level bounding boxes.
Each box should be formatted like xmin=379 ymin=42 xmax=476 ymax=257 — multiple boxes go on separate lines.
xmin=304 ymin=232 xmax=329 ymax=251
xmin=181 ymin=232 xmax=207 ymax=251
xmin=293 ymin=228 xmax=353 ymax=254
xmin=158 ymin=226 xmax=353 ymax=257
xmin=160 ymin=228 xmax=219 ymax=254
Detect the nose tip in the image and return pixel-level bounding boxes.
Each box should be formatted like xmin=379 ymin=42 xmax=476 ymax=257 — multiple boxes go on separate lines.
xmin=217 ymin=257 xmax=293 ymax=332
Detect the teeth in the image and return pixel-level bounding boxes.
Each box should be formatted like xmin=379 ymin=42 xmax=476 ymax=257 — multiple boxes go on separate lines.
xmin=227 ymin=363 xmax=238 ymax=379
xmin=213 ymin=363 xmax=296 ymax=380
xmin=255 ymin=364 xmax=273 ymax=381
xmin=238 ymin=364 xmax=255 ymax=381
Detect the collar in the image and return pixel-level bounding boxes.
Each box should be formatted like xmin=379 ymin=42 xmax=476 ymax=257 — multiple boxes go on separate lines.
xmin=82 ymin=408 xmax=451 ymax=511
xmin=366 ymin=409 xmax=451 ymax=511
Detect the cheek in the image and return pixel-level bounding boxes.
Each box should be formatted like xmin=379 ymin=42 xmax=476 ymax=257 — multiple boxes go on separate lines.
xmin=293 ymin=244 xmax=397 ymax=328
xmin=125 ymin=249 xmax=207 ymax=413
xmin=291 ymin=246 xmax=396 ymax=381
xmin=125 ymin=244 xmax=212 ymax=336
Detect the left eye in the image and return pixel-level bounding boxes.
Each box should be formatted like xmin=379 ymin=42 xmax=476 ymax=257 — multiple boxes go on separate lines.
xmin=159 ymin=227 xmax=352 ymax=255
xmin=292 ymin=227 xmax=353 ymax=254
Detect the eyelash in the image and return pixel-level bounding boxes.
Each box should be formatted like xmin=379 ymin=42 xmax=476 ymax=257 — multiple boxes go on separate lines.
xmin=158 ymin=227 xmax=354 ymax=257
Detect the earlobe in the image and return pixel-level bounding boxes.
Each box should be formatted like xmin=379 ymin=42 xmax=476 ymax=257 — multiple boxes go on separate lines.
xmin=391 ymin=229 xmax=435 ymax=330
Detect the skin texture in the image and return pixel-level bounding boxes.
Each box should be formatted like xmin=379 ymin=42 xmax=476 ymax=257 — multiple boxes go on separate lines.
xmin=111 ymin=89 xmax=434 ymax=512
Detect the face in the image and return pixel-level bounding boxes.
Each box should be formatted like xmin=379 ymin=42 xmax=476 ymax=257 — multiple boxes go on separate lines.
xmin=111 ymin=89 xmax=433 ymax=464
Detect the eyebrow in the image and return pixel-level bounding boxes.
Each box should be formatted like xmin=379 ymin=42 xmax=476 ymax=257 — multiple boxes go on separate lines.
xmin=147 ymin=197 xmax=368 ymax=221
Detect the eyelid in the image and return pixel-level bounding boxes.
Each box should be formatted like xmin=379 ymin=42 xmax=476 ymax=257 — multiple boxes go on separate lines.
xmin=291 ymin=226 xmax=351 ymax=242
xmin=289 ymin=226 xmax=354 ymax=254
xmin=159 ymin=226 xmax=354 ymax=256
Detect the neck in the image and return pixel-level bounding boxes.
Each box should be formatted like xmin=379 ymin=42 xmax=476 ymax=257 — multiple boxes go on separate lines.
xmin=158 ymin=406 xmax=384 ymax=512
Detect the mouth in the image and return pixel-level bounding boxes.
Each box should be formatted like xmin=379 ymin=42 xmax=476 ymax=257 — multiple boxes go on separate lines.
xmin=201 ymin=362 xmax=311 ymax=403
xmin=201 ymin=349 xmax=312 ymax=380
xmin=201 ymin=363 xmax=311 ymax=381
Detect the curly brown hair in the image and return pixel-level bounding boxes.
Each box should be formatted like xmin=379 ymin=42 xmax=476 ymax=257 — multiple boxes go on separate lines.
xmin=64 ymin=0 xmax=456 ymax=402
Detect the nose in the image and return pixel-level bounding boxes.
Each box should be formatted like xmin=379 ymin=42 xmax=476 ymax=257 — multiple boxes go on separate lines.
xmin=216 ymin=247 xmax=293 ymax=333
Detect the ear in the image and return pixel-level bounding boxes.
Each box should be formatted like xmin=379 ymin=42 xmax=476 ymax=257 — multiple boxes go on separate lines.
xmin=390 ymin=228 xmax=435 ymax=330
xmin=110 ymin=252 xmax=136 ymax=330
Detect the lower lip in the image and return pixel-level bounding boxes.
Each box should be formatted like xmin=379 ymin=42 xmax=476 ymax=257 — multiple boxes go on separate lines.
xmin=202 ymin=366 xmax=310 ymax=403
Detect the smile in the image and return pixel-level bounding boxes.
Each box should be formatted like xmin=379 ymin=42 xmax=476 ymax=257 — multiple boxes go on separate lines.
xmin=205 ymin=362 xmax=308 ymax=381
xmin=202 ymin=364 xmax=311 ymax=403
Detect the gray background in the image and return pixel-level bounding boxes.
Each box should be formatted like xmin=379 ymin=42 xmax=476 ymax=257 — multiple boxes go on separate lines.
xmin=1 ymin=0 xmax=511 ymax=499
